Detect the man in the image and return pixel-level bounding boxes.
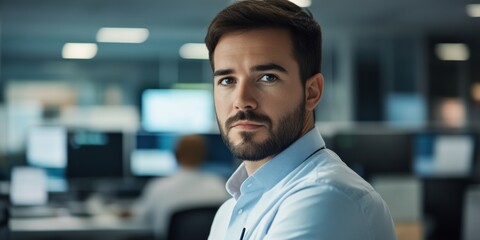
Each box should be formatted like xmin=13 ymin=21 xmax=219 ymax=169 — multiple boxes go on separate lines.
xmin=134 ymin=134 xmax=229 ymax=238
xmin=205 ymin=0 xmax=397 ymax=239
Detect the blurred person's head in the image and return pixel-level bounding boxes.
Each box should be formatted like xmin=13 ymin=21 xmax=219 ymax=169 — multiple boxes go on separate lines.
xmin=175 ymin=135 xmax=207 ymax=169
xmin=205 ymin=0 xmax=324 ymax=162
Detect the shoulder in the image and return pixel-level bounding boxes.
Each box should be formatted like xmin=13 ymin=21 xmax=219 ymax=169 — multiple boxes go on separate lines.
xmin=270 ymin=149 xmax=396 ymax=239
xmin=293 ymin=148 xmax=376 ymax=200
xmin=268 ymin=184 xmax=396 ymax=239
xmin=293 ymin=148 xmax=390 ymax=214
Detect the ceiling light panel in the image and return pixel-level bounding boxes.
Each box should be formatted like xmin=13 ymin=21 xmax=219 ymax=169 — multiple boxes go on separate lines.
xmin=96 ymin=28 xmax=149 ymax=43
xmin=62 ymin=43 xmax=97 ymax=59
xmin=179 ymin=43 xmax=209 ymax=59
xmin=435 ymin=43 xmax=470 ymax=61
xmin=466 ymin=4 xmax=480 ymax=17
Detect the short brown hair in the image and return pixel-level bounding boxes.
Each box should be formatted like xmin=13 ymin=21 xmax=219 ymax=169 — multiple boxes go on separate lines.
xmin=175 ymin=135 xmax=206 ymax=168
xmin=205 ymin=0 xmax=322 ymax=84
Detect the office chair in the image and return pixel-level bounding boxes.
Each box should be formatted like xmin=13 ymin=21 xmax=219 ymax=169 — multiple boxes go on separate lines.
xmin=0 ymin=200 xmax=9 ymax=240
xmin=166 ymin=205 xmax=220 ymax=240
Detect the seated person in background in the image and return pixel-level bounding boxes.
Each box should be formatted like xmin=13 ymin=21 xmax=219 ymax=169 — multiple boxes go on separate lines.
xmin=134 ymin=134 xmax=230 ymax=238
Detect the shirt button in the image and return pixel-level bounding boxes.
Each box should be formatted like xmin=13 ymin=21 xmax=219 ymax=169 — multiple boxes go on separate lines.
xmin=247 ymin=184 xmax=252 ymax=188
xmin=238 ymin=209 xmax=243 ymax=215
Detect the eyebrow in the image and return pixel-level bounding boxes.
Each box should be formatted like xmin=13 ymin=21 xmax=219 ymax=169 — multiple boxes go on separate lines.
xmin=213 ymin=63 xmax=288 ymax=77
xmin=213 ymin=69 xmax=233 ymax=77
xmin=251 ymin=63 xmax=288 ymax=73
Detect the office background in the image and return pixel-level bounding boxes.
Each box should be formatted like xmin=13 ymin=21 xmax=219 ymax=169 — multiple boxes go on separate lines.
xmin=1 ymin=0 xmax=480 ymax=240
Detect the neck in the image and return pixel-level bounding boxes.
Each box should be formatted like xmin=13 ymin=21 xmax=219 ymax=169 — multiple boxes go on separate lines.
xmin=302 ymin=112 xmax=315 ymax=135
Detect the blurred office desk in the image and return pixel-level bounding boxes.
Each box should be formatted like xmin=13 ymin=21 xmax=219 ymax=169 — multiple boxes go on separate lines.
xmin=10 ymin=214 xmax=153 ymax=240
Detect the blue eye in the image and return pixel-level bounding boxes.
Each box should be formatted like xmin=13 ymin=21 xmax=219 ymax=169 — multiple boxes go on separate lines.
xmin=259 ymin=74 xmax=278 ymax=82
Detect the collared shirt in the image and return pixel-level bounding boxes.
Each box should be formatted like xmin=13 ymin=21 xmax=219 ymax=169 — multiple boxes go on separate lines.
xmin=208 ymin=128 xmax=397 ymax=240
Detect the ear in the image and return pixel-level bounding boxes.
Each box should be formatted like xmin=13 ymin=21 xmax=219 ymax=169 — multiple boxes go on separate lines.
xmin=305 ymin=73 xmax=324 ymax=111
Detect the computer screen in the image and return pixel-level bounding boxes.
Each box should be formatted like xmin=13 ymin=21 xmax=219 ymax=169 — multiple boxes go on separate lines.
xmin=141 ymin=89 xmax=215 ymax=133
xmin=5 ymin=102 xmax=43 ymax=154
xmin=201 ymin=133 xmax=236 ymax=177
xmin=414 ymin=132 xmax=475 ymax=177
xmin=26 ymin=126 xmax=68 ymax=192
xmin=386 ymin=93 xmax=426 ymax=128
xmin=10 ymin=167 xmax=48 ymax=206
xmin=131 ymin=133 xmax=235 ymax=177
xmin=331 ymin=130 xmax=413 ymax=179
xmin=66 ymin=131 xmax=124 ymax=179
xmin=27 ymin=126 xmax=67 ymax=168
xmin=130 ymin=132 xmax=179 ymax=177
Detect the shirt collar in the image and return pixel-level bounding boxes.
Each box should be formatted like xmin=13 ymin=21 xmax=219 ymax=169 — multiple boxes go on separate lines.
xmin=226 ymin=127 xmax=325 ymax=199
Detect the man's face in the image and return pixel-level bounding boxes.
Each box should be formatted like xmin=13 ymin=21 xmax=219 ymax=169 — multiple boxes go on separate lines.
xmin=213 ymin=28 xmax=306 ymax=161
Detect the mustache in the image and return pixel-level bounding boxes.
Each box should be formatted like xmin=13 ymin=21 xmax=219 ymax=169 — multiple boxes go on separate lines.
xmin=225 ymin=111 xmax=272 ymax=129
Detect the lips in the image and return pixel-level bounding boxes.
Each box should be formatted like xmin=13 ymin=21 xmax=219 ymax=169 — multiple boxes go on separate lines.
xmin=231 ymin=121 xmax=264 ymax=129
xmin=225 ymin=111 xmax=272 ymax=131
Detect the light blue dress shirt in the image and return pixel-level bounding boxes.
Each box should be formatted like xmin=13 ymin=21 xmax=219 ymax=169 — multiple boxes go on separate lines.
xmin=208 ymin=127 xmax=397 ymax=240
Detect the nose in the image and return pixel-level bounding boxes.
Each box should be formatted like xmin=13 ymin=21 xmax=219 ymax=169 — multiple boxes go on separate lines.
xmin=233 ymin=80 xmax=257 ymax=111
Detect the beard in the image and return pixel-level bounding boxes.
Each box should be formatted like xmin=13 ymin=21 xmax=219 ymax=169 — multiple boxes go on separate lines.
xmin=217 ymin=100 xmax=306 ymax=161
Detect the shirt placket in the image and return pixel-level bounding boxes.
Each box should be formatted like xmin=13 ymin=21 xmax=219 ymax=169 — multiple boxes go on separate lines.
xmin=226 ymin=177 xmax=263 ymax=240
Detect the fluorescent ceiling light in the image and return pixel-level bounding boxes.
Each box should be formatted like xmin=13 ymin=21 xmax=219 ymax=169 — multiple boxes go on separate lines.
xmin=435 ymin=43 xmax=470 ymax=61
xmin=466 ymin=4 xmax=480 ymax=17
xmin=96 ymin=27 xmax=149 ymax=43
xmin=179 ymin=43 xmax=209 ymax=59
xmin=62 ymin=43 xmax=97 ymax=59
xmin=289 ymin=0 xmax=311 ymax=7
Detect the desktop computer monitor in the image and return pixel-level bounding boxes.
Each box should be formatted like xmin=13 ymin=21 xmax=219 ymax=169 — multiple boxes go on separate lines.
xmin=414 ymin=132 xmax=475 ymax=177
xmin=200 ymin=133 xmax=235 ymax=178
xmin=66 ymin=130 xmax=124 ymax=179
xmin=26 ymin=126 xmax=68 ymax=192
xmin=130 ymin=132 xmax=180 ymax=177
xmin=331 ymin=130 xmax=413 ymax=180
xmin=385 ymin=93 xmax=426 ymax=128
xmin=10 ymin=167 xmax=48 ymax=206
xmin=27 ymin=126 xmax=67 ymax=168
xmin=130 ymin=133 xmax=235 ymax=178
xmin=141 ymin=89 xmax=215 ymax=133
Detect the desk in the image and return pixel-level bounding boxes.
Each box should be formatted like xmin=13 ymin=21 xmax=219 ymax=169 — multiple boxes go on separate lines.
xmin=10 ymin=215 xmax=153 ymax=240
